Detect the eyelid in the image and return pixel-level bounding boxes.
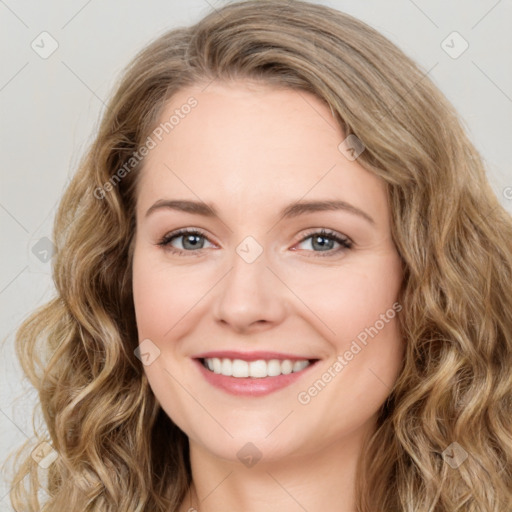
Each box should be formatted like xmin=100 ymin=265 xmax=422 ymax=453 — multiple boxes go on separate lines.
xmin=296 ymin=227 xmax=352 ymax=244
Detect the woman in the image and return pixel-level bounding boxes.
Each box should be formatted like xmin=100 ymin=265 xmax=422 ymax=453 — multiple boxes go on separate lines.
xmin=10 ymin=1 xmax=512 ymax=511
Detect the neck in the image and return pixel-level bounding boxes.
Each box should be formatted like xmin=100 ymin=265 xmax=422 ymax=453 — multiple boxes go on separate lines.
xmin=179 ymin=421 xmax=374 ymax=512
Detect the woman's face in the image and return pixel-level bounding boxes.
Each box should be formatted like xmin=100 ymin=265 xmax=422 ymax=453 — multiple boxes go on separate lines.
xmin=132 ymin=80 xmax=404 ymax=464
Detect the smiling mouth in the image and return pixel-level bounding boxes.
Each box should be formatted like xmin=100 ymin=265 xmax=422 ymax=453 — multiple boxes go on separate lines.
xmin=199 ymin=357 xmax=317 ymax=378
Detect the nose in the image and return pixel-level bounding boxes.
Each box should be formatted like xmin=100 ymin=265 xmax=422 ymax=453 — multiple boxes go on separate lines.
xmin=212 ymin=247 xmax=287 ymax=333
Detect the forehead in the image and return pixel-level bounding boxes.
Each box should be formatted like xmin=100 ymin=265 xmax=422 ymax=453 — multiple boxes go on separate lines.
xmin=135 ymin=81 xmax=389 ymax=226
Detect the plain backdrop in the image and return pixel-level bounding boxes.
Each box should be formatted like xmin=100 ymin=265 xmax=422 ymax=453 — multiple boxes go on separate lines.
xmin=1 ymin=0 xmax=511 ymax=509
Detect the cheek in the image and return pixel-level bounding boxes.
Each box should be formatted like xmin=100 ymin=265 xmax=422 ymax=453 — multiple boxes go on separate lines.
xmin=293 ymin=253 xmax=404 ymax=418
xmin=284 ymin=252 xmax=403 ymax=345
xmin=333 ymin=271 xmax=401 ymax=345
xmin=132 ymin=265 xmax=170 ymax=338
xmin=132 ymin=251 xmax=207 ymax=340
xmin=131 ymin=250 xmax=203 ymax=430
xmin=291 ymin=252 xmax=404 ymax=396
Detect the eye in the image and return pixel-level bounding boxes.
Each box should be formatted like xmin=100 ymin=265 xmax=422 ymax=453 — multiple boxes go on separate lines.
xmin=156 ymin=227 xmax=353 ymax=257
xmin=157 ymin=228 xmax=215 ymax=255
xmin=293 ymin=229 xmax=353 ymax=257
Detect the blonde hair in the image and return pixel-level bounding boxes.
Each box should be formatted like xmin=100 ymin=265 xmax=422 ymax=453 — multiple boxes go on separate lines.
xmin=8 ymin=1 xmax=512 ymax=510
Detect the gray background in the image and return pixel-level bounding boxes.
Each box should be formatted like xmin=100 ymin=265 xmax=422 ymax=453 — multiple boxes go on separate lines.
xmin=1 ymin=0 xmax=511 ymax=509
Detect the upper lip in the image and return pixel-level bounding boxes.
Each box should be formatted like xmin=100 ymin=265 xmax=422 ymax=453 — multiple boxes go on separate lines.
xmin=193 ymin=350 xmax=317 ymax=362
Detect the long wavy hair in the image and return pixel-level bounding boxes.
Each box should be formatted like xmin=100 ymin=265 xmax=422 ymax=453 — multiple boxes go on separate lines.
xmin=8 ymin=1 xmax=512 ymax=510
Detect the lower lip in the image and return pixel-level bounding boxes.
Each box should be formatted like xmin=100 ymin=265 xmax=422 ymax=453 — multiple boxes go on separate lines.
xmin=193 ymin=359 xmax=317 ymax=397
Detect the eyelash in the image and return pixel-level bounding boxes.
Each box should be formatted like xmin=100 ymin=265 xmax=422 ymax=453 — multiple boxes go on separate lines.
xmin=157 ymin=228 xmax=353 ymax=257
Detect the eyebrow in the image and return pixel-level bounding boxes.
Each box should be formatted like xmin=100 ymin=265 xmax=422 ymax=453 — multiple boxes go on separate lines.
xmin=145 ymin=199 xmax=375 ymax=225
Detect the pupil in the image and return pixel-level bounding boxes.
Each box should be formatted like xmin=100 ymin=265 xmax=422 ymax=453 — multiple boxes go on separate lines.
xmin=184 ymin=234 xmax=203 ymax=250
xmin=313 ymin=235 xmax=333 ymax=251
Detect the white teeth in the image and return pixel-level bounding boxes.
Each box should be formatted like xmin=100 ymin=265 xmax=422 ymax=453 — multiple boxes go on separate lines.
xmin=232 ymin=359 xmax=249 ymax=378
xmin=204 ymin=357 xmax=312 ymax=378
xmin=267 ymin=359 xmax=281 ymax=377
xmin=281 ymin=359 xmax=293 ymax=375
xmin=212 ymin=358 xmax=222 ymax=374
xmin=221 ymin=358 xmax=232 ymax=375
xmin=249 ymin=360 xmax=267 ymax=378
xmin=293 ymin=360 xmax=309 ymax=372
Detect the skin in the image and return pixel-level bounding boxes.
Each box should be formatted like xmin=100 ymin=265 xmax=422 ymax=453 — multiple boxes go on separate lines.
xmin=131 ymin=80 xmax=404 ymax=512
